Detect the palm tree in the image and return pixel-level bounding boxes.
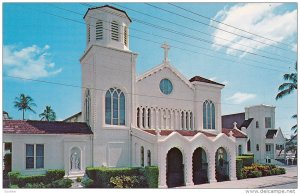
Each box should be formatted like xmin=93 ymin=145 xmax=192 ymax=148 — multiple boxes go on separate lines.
xmin=39 ymin=106 xmax=56 ymax=121
xmin=275 ymin=62 xmax=297 ymax=100
xmin=276 ymin=62 xmax=297 ymax=135
xmin=14 ymin=94 xmax=36 ymax=120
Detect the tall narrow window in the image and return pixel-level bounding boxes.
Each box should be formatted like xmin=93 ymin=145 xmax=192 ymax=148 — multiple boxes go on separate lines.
xmin=190 ymin=112 xmax=193 ymax=130
xmin=96 ymin=20 xmax=103 ymax=40
xmin=186 ymin=112 xmax=188 ymax=130
xmin=238 ymin=145 xmax=242 ymax=155
xmin=265 ymin=117 xmax=271 ymax=128
xmin=247 ymin=139 xmax=251 ymax=152
xmin=26 ymin=144 xmax=34 ymax=169
xmin=141 ymin=146 xmax=144 ymax=167
xmin=124 ymin=26 xmax=128 ymax=46
xmin=85 ymin=89 xmax=91 ymax=125
xmin=256 ymin=144 xmax=260 ymax=151
xmin=142 ymin=108 xmax=145 ymax=128
xmin=203 ymin=100 xmax=215 ymax=129
xmin=256 ymin=121 xmax=259 ymax=128
xmin=105 ymin=88 xmax=125 ymax=125
xmin=111 ymin=21 xmax=119 ymax=41
xmin=181 ymin=111 xmax=184 ymax=129
xmin=137 ymin=108 xmax=140 ymax=128
xmin=147 ymin=150 xmax=151 ymax=166
xmin=87 ymin=25 xmax=90 ymax=43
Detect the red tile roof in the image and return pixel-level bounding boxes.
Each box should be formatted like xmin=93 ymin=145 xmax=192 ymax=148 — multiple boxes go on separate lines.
xmin=189 ymin=76 xmax=225 ymax=86
xmin=3 ymin=120 xmax=93 ymax=135
xmin=143 ymin=130 xmax=216 ymax=137
xmin=222 ymin=128 xmax=247 ymax=138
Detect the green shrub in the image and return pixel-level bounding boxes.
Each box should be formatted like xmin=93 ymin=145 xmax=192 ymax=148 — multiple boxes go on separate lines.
xmin=81 ymin=177 xmax=94 ymax=188
xmin=143 ymin=166 xmax=159 ymax=188
xmin=236 ymin=156 xmax=254 ymax=166
xmin=76 ymin=177 xmax=82 ymax=182
xmin=110 ymin=175 xmax=139 ymax=188
xmin=45 ymin=169 xmax=65 ymax=183
xmin=246 ymin=170 xmax=262 ymax=178
xmin=236 ymin=159 xmax=244 ymax=180
xmin=9 ymin=184 xmax=19 ymax=189
xmin=49 ymin=178 xmax=73 ymax=188
xmin=17 ymin=175 xmax=46 ymax=188
xmin=8 ymin=172 xmax=20 ymax=185
xmin=24 ymin=182 xmax=46 ymax=188
xmin=86 ymin=167 xmax=140 ymax=188
xmin=278 ymin=167 xmax=286 ymax=174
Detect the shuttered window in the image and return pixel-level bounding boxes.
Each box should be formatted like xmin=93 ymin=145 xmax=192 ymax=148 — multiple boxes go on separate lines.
xmin=111 ymin=21 xmax=119 ymax=41
xmin=96 ymin=20 xmax=103 ymax=40
xmin=124 ymin=26 xmax=128 ymax=46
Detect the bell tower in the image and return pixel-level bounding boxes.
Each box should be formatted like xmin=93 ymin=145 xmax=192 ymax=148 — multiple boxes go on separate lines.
xmin=84 ymin=5 xmax=131 ymax=51
xmin=80 ymin=5 xmax=137 ymax=167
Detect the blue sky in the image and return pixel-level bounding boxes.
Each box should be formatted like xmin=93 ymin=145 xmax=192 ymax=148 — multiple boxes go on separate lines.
xmin=3 ymin=2 xmax=297 ymax=138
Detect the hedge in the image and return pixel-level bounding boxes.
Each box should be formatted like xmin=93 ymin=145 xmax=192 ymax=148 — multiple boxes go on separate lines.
xmin=236 ymin=159 xmax=244 ymax=180
xmin=86 ymin=167 xmax=141 ymax=188
xmin=8 ymin=169 xmax=68 ymax=188
xmin=85 ymin=166 xmax=159 ymax=188
xmin=236 ymin=156 xmax=254 ymax=166
xmin=241 ymin=164 xmax=285 ymax=179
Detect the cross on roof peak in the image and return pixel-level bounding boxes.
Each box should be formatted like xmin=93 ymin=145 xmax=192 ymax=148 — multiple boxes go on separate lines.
xmin=161 ymin=42 xmax=170 ymax=63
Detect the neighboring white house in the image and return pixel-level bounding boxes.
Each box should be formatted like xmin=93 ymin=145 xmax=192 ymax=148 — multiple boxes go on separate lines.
xmin=222 ymin=104 xmax=286 ymax=165
xmin=3 ymin=5 xmax=242 ymax=188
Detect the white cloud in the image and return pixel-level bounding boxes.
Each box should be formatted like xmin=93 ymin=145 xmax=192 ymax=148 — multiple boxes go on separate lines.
xmin=3 ymin=44 xmax=62 ymax=79
xmin=226 ymin=92 xmax=256 ymax=104
xmin=222 ymin=80 xmax=229 ymax=85
xmin=211 ymin=3 xmax=297 ymax=55
xmin=209 ymin=77 xmax=217 ymax=81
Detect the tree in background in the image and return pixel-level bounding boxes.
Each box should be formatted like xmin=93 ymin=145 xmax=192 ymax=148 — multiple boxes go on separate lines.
xmin=276 ymin=62 xmax=297 ymax=135
xmin=39 ymin=106 xmax=56 ymax=121
xmin=14 ymin=94 xmax=36 ymax=120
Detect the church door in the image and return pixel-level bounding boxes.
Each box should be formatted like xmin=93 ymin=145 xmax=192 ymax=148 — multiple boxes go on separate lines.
xmin=192 ymin=147 xmax=208 ymax=184
xmin=166 ymin=148 xmax=184 ymax=188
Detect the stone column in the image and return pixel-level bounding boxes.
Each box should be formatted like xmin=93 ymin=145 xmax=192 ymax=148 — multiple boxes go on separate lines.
xmin=150 ymin=108 xmax=154 ymax=129
xmin=170 ymin=110 xmax=174 ymax=130
xmin=156 ymin=109 xmax=159 ymax=129
xmin=183 ymin=112 xmax=186 ymax=130
xmin=161 ymin=110 xmax=164 ymax=129
xmin=174 ymin=111 xmax=178 ymax=130
xmin=185 ymin=151 xmax=194 ymax=186
xmin=158 ymin=147 xmax=167 ymax=188
xmin=209 ymin=153 xmax=217 ymax=183
xmin=229 ymin=153 xmax=237 ymax=181
xmin=139 ymin=107 xmax=143 ymax=129
xmin=187 ymin=112 xmax=190 ymax=130
xmin=145 ymin=108 xmax=148 ymax=129
xmin=179 ymin=111 xmax=182 ymax=130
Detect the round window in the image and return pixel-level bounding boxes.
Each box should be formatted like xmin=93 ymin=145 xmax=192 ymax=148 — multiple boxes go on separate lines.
xmin=160 ymin=79 xmax=173 ymax=95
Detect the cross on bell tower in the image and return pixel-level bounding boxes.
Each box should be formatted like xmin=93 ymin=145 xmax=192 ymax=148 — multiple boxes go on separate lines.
xmin=161 ymin=42 xmax=170 ymax=63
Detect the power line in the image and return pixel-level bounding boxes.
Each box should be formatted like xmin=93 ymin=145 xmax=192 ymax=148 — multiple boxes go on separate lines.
xmin=81 ymin=2 xmax=293 ymax=64
xmin=4 ymin=75 xmax=296 ymax=109
xmin=168 ymin=3 xmax=295 ymax=49
xmin=112 ymin=2 xmax=295 ymax=62
xmin=22 ymin=4 xmax=289 ymax=73
xmin=49 ymin=4 xmax=288 ymax=72
xmin=145 ymin=3 xmax=294 ymax=53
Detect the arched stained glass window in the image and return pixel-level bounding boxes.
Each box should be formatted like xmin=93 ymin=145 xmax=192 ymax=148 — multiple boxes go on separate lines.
xmin=203 ymin=100 xmax=216 ymax=129
xmin=105 ymin=87 xmax=125 ymax=125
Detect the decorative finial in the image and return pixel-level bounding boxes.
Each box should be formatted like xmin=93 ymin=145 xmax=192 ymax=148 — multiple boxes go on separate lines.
xmin=161 ymin=42 xmax=170 ymax=63
xmin=233 ymin=122 xmax=238 ymax=130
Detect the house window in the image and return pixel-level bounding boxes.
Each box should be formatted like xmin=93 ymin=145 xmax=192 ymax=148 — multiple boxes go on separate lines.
xmin=265 ymin=117 xmax=272 ymax=128
xmin=266 ymin=144 xmax=271 ymax=152
xmin=203 ymin=100 xmax=215 ymax=129
xmin=124 ymin=26 xmax=128 ymax=46
xmin=111 ymin=21 xmax=119 ymax=41
xmin=238 ymin=145 xmax=242 ymax=155
xmin=247 ymin=139 xmax=251 ymax=152
xmin=256 ymin=144 xmax=259 ymax=151
xmin=96 ymin=20 xmax=103 ymax=40
xmin=147 ymin=150 xmax=151 ymax=166
xmin=85 ymin=89 xmax=91 ymax=125
xmin=147 ymin=108 xmax=151 ymax=128
xmin=256 ymin=121 xmax=259 ymax=128
xmin=140 ymin=146 xmax=144 ymax=167
xmin=105 ymin=88 xmax=125 ymax=125
xmin=26 ymin=144 xmax=44 ymax=169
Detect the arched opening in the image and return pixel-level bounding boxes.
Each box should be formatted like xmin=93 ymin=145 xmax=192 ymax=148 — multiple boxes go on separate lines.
xmin=192 ymin=147 xmax=208 ymax=185
xmin=215 ymin=147 xmax=229 ymax=182
xmin=70 ymin=147 xmax=81 ymax=171
xmin=167 ymin=147 xmax=184 ymax=188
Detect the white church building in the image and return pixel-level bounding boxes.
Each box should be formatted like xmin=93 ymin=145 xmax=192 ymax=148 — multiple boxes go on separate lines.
xmin=3 ymin=5 xmax=246 ymax=188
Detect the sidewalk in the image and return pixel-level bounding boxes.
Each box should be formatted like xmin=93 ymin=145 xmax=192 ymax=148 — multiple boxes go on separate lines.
xmin=179 ymin=166 xmax=298 ymax=189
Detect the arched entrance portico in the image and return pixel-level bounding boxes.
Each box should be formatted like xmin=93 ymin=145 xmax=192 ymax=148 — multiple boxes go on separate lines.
xmin=166 ymin=147 xmax=184 ymax=188
xmin=192 ymin=147 xmax=208 ymax=184
xmin=215 ymin=147 xmax=229 ymax=182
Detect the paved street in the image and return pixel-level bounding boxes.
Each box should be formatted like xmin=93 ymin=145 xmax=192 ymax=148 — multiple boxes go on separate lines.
xmin=179 ymin=166 xmax=298 ymax=189
xmin=261 ymin=182 xmax=297 ymax=189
